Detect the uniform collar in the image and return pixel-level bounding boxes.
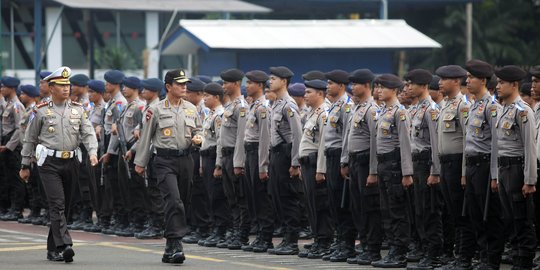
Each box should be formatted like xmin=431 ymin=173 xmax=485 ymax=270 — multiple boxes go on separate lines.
xmin=113 ymin=91 xmax=124 ymax=101
xmin=358 ymin=96 xmax=374 ymax=107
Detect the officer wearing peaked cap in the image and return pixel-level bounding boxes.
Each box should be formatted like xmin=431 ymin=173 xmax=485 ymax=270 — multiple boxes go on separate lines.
xmin=494 ymin=65 xmax=537 ymax=269
xmin=134 ymin=69 xmax=202 ymax=264
xmin=241 ymin=70 xmax=275 ymax=252
xmin=267 ymin=65 xmax=304 ymax=255
xmin=0 ymin=75 xmax=25 ymax=222
xmin=371 ymin=74 xmax=414 ymax=268
xmin=20 ymin=66 xmax=98 ymax=263
xmin=464 ymin=59 xmax=506 ymax=269
xmin=297 ymin=79 xmax=332 ymax=259
xmin=321 ymin=69 xmax=356 ymax=262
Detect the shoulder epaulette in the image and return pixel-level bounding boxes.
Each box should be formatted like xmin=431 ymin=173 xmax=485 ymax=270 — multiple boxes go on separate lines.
xmin=71 ymin=101 xmax=83 ymax=106
xmin=36 ymin=101 xmax=48 ymax=108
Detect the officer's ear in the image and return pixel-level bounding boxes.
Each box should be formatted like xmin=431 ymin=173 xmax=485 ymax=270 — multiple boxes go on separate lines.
xmin=165 ymin=83 xmax=173 ymax=93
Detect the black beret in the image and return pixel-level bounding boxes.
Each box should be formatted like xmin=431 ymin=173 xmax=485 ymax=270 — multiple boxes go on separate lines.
xmin=88 ymin=80 xmax=105 ymax=94
xmin=220 ymin=68 xmax=244 ymax=82
xmin=520 ymin=82 xmax=532 ymax=96
xmin=122 ymin=76 xmax=141 ymax=90
xmin=495 ymin=65 xmax=527 ymax=82
xmin=465 ymin=59 xmax=493 ymax=79
xmin=304 ymin=79 xmax=327 ymax=91
xmin=405 ymin=69 xmax=432 ymax=85
xmin=435 ymin=65 xmax=467 ymax=79
xmin=1 ymin=76 xmax=20 ymax=88
xmin=374 ymin=74 xmax=404 ymax=89
xmin=195 ymin=75 xmax=212 ymax=84
xmin=19 ymin=85 xmax=40 ymax=97
xmin=288 ymin=83 xmax=306 ymax=97
xmin=187 ymin=78 xmax=206 ymax=92
xmin=39 ymin=71 xmax=52 ymax=80
xmin=529 ymin=66 xmax=540 ymax=78
xmin=104 ymin=70 xmax=125 ymax=84
xmin=486 ymin=75 xmax=497 ymax=90
xmin=302 ymin=70 xmax=325 ymax=81
xmin=203 ymin=82 xmax=224 ymax=96
xmin=245 ymin=70 xmax=269 ymax=83
xmin=70 ymin=74 xmax=89 ymax=87
xmin=141 ymin=78 xmax=164 ymax=92
xmin=164 ymin=69 xmax=190 ymax=84
xmin=429 ymin=75 xmax=440 ymax=90
xmin=325 ymin=69 xmax=349 ymax=84
xmin=348 ymin=69 xmax=375 ymax=84
xmin=269 ymin=66 xmax=294 ymax=79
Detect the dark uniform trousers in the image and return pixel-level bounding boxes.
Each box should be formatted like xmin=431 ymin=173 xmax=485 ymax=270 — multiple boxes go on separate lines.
xmin=350 ymin=150 xmax=382 ymax=253
xmin=245 ymin=142 xmax=274 ymax=237
xmin=108 ymin=154 xmax=127 ymax=225
xmin=0 ymin=135 xmax=24 ymax=212
xmin=221 ymin=147 xmax=251 ymax=235
xmin=535 ymin=161 xmax=540 ymax=246
xmin=269 ymin=143 xmax=301 ymax=237
xmin=118 ymin=144 xmax=147 ymax=226
xmin=144 ymin=154 xmax=165 ymax=227
xmin=96 ymin=134 xmax=113 ymax=223
xmin=153 ymin=154 xmax=192 ymax=239
xmin=465 ymin=154 xmax=506 ymax=266
xmin=498 ymin=157 xmax=536 ymax=264
xmin=29 ymin=163 xmax=47 ymax=213
xmin=377 ymin=149 xmax=411 ymax=255
xmin=188 ymin=149 xmax=212 ymax=230
xmin=200 ymin=147 xmax=231 ymax=230
xmin=325 ymin=148 xmax=355 ymax=244
xmin=299 ymin=152 xmax=333 ymax=241
xmin=38 ymin=156 xmax=78 ymax=251
xmin=412 ymin=150 xmax=443 ymax=257
xmin=440 ymin=154 xmax=475 ymax=259
xmin=73 ymin=145 xmax=96 ymax=221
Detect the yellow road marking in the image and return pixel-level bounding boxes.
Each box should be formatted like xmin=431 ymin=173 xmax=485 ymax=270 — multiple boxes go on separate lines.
xmin=0 ymin=245 xmax=47 ymax=252
xmin=231 ymin=261 xmax=293 ymax=270
xmin=0 ymin=242 xmax=46 ymax=245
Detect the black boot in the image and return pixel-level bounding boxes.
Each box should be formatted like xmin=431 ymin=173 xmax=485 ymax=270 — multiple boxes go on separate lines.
xmin=252 ymin=232 xmax=274 ymax=253
xmin=183 ymin=228 xmax=210 ymax=244
xmin=228 ymin=228 xmax=249 ymax=250
xmin=162 ymin=238 xmax=185 ymax=264
xmin=307 ymin=238 xmax=332 ymax=259
xmin=372 ymin=246 xmax=408 ymax=268
xmin=61 ymin=245 xmax=75 ymax=263
xmin=330 ymin=239 xmax=356 ymax=262
xmin=202 ymin=227 xmax=227 ymax=247
xmin=274 ymin=232 xmax=299 ymax=255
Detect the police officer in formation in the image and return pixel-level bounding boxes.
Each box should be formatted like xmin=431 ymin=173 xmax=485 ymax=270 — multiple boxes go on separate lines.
xmin=5 ymin=61 xmax=540 ymax=270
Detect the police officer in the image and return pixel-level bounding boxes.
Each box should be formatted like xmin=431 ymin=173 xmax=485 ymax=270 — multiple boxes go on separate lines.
xmin=39 ymin=71 xmax=52 ymax=103
xmin=198 ymin=82 xmax=232 ymax=247
xmin=429 ymin=76 xmax=445 ymax=108
xmin=111 ymin=76 xmax=146 ymax=237
xmin=19 ymin=66 xmax=98 ymax=262
xmin=297 ymin=79 xmax=332 ymax=259
xmin=183 ymin=78 xmax=212 ymax=244
xmin=371 ymin=74 xmax=413 ymax=268
xmin=132 ymin=78 xmax=165 ymax=240
xmin=322 ymin=69 xmax=355 ymax=262
xmin=403 ymin=69 xmax=443 ymax=270
xmin=289 ymin=83 xmax=309 ymax=125
xmin=494 ymin=65 xmax=537 ymax=269
xmin=267 ymin=66 xmax=303 ymax=255
xmin=0 ymin=76 xmax=25 ymax=221
xmin=341 ymin=69 xmax=382 ymax=265
xmin=17 ymin=85 xmax=46 ymax=224
xmin=241 ymin=70 xmax=275 ymax=252
xmin=464 ymin=59 xmax=505 ymax=269
xmin=434 ymin=65 xmax=476 ymax=270
xmin=99 ymin=70 xmax=128 ymax=235
xmin=134 ymin=70 xmax=202 ymax=264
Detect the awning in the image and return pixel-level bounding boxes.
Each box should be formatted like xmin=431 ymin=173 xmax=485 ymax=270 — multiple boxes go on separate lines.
xmin=161 ymin=19 xmax=442 ymax=55
xmin=51 ymin=0 xmax=271 ymax=13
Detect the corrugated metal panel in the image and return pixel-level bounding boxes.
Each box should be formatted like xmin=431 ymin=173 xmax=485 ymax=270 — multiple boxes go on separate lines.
xmin=51 ymin=0 xmax=271 ymax=13
xmin=162 ymin=19 xmax=441 ymax=54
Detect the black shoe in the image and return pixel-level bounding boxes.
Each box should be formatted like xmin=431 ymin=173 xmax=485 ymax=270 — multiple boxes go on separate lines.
xmin=83 ymin=223 xmax=102 ymax=233
xmin=372 ymin=254 xmax=408 ymax=268
xmin=18 ymin=211 xmax=39 ymax=224
xmin=407 ymin=257 xmax=442 ymax=270
xmin=299 ymin=227 xmax=312 ymax=240
xmin=202 ymin=231 xmax=226 ymax=247
xmin=357 ymin=251 xmax=382 ymax=265
xmin=435 ymin=258 xmax=473 ymax=270
xmin=273 ymin=226 xmax=284 ymax=237
xmin=216 ymin=237 xmax=232 ymax=248
xmin=101 ymin=224 xmax=120 ymax=235
xmin=303 ymin=242 xmax=314 ymax=250
xmin=116 ymin=224 xmax=141 ymax=237
xmin=162 ymin=238 xmax=185 ymax=264
xmin=268 ymin=239 xmax=287 ymax=255
xmin=472 ymin=262 xmax=495 ymax=270
xmin=228 ymin=237 xmax=248 ymax=250
xmin=252 ymin=240 xmax=273 ymax=253
xmin=135 ymin=226 xmax=162 ymax=239
xmin=242 ymin=238 xmax=261 ymax=252
xmin=1 ymin=211 xmax=22 ymax=221
xmin=439 ymin=253 xmax=455 ymax=265
xmin=329 ymin=247 xmax=356 ymax=262
xmin=274 ymin=242 xmax=299 ymax=255
xmin=347 ymin=256 xmax=358 ymax=264
xmin=183 ymin=230 xmax=209 ymax=244
xmin=61 ymin=246 xmax=75 ymax=263
xmin=32 ymin=215 xmax=48 ymax=226
xmin=47 ymin=251 xmax=64 ymax=261
xmin=407 ymin=248 xmax=425 ymax=262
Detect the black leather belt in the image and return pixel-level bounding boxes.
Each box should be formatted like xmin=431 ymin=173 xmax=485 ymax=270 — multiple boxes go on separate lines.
xmin=270 ymin=143 xmax=291 ymax=153
xmin=439 ymin=153 xmax=462 ymax=163
xmin=200 ymin=147 xmax=216 ymax=157
xmin=245 ymin=142 xmax=259 ymax=152
xmin=155 ymin=148 xmax=189 ymax=157
xmin=498 ymin=156 xmax=524 ymax=167
xmin=377 ymin=149 xmax=401 ymax=163
xmin=412 ymin=150 xmax=431 ymax=161
xmin=465 ymin=154 xmax=490 ymax=166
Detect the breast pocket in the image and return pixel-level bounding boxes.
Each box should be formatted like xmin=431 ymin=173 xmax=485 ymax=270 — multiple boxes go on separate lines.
xmin=378 ymin=120 xmax=392 ymax=139
xmin=68 ymin=118 xmax=81 ymax=134
xmin=499 ymin=119 xmax=518 ymax=141
xmin=411 ymin=117 xmax=425 ymax=138
xmin=184 ymin=117 xmax=196 ymax=138
xmin=442 ymin=113 xmax=457 ymax=133
xmin=158 ymin=117 xmax=175 ymax=139
xmin=469 ymin=116 xmax=485 ymax=138
xmin=126 ymin=111 xmax=134 ymax=126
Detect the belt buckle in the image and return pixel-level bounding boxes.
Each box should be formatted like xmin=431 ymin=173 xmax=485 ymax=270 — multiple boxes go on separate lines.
xmin=61 ymin=151 xmax=70 ymax=159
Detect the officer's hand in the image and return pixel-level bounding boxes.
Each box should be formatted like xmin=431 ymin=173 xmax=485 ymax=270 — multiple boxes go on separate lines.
xmin=402 ymin=175 xmax=413 ymax=188
xmin=289 ymin=166 xmax=301 ymax=179
xmin=99 ymin=153 xmax=110 ymax=164
xmin=111 ymin=123 xmax=118 ymax=136
xmin=133 ymin=129 xmax=140 ymax=140
xmin=427 ymin=175 xmax=440 ymax=186
xmin=135 ymin=165 xmax=145 ymax=176
xmin=490 ymin=179 xmax=498 ymax=193
xmin=234 ymin=167 xmax=244 ymax=176
xmin=366 ymin=174 xmax=378 ymax=186
xmin=95 ymin=126 xmax=102 ymax=140
xmin=19 ymin=169 xmax=30 ymax=183
xmin=124 ymin=150 xmax=133 ymax=161
xmin=259 ymin=172 xmax=269 ymax=182
xmin=214 ymin=168 xmax=222 ymax=179
xmin=89 ymin=155 xmax=98 ymax=166
xmin=523 ymin=184 xmax=536 ymax=197
xmin=315 ymin=173 xmax=326 ymax=183
xmin=191 ymin=135 xmax=203 ymax=146
xmin=340 ymin=166 xmax=349 ymax=180
xmin=461 ymin=176 xmax=466 ymax=189
xmin=0 ymin=146 xmax=7 ymax=152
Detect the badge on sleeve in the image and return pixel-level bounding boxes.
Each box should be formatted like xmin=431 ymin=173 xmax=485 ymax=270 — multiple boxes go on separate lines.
xmin=430 ymin=110 xmax=437 ymax=121
xmin=520 ymin=110 xmax=528 ymax=123
xmin=240 ymin=107 xmax=247 ymax=117
xmin=490 ymin=107 xmax=497 ymax=117
xmin=344 ymin=104 xmax=351 ymax=113
xmin=287 ymin=107 xmax=294 ymax=117
xmin=461 ymin=107 xmax=469 ymax=118
xmin=399 ymin=111 xmax=406 ymax=121
xmin=215 ymin=117 xmax=222 ymax=129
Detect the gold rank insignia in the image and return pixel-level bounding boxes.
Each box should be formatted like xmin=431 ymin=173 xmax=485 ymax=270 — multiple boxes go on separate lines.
xmin=344 ymin=104 xmax=351 ymax=113
xmin=382 ymin=129 xmax=389 ymax=135
xmin=473 ymin=118 xmax=481 ymax=126
xmin=445 ymin=122 xmax=450 ymax=128
xmin=399 ymin=111 xmax=406 ymax=121
xmin=520 ymin=111 xmax=528 ymax=123
xmin=216 ymin=117 xmax=222 ymax=129
xmin=62 ymin=68 xmax=69 ymax=78
xmin=260 ymin=111 xmax=266 ymax=119
xmin=287 ymin=108 xmax=294 ymax=117
xmin=490 ymin=107 xmax=497 ymax=117
xmin=185 ymin=109 xmax=195 ymax=116
xmin=46 ymin=108 xmax=53 ymax=116
xmin=475 ymin=128 xmax=479 ymax=134
xmin=322 ymin=115 xmax=327 ymax=123
xmin=48 ymin=126 xmax=55 ymax=133
xmin=443 ymin=114 xmax=453 ymax=121
xmin=502 ymin=121 xmax=511 ymax=129
xmin=431 ymin=111 xmax=437 ymax=121
xmin=71 ymin=108 xmax=79 ymax=115
xmin=240 ymin=108 xmax=246 ymax=117
xmin=162 ymin=128 xmax=172 ymax=136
